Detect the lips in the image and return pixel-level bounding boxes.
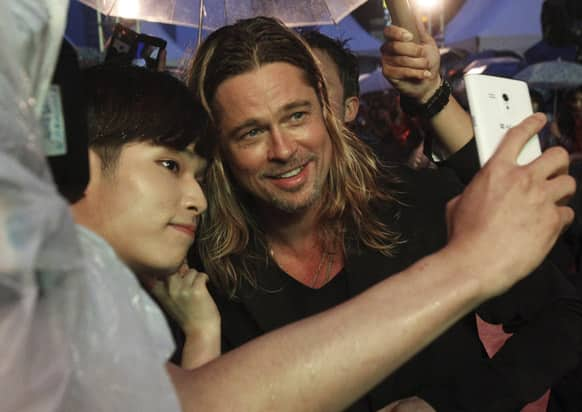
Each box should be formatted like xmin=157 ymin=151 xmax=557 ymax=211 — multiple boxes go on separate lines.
xmin=271 ymin=165 xmax=304 ymax=179
xmin=169 ymin=223 xmax=197 ymax=238
xmin=266 ymin=160 xmax=310 ymax=179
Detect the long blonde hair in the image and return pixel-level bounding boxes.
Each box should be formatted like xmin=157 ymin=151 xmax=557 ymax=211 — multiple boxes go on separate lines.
xmin=186 ymin=17 xmax=402 ymax=297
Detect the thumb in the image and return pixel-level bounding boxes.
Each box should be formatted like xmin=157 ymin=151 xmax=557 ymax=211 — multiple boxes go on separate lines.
xmin=415 ymin=9 xmax=431 ymax=44
xmin=178 ymin=260 xmax=190 ymax=276
xmin=491 ymin=113 xmax=546 ymax=164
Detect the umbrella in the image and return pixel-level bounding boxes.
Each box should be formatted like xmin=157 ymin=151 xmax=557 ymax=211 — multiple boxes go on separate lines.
xmin=514 ymin=60 xmax=582 ymax=115
xmin=514 ymin=60 xmax=582 ymax=90
xmin=77 ymin=0 xmax=366 ymax=30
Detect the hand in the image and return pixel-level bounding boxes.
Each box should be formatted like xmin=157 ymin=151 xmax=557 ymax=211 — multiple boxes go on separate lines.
xmin=380 ymin=15 xmax=441 ymax=103
xmin=445 ymin=113 xmax=575 ymax=297
xmin=378 ymin=397 xmax=436 ymax=412
xmin=151 ymin=263 xmax=220 ymax=336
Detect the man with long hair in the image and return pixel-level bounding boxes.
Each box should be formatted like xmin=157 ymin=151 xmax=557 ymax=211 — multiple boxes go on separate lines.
xmin=184 ymin=16 xmax=582 ymax=411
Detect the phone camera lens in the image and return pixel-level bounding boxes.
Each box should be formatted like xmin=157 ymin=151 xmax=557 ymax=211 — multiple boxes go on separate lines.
xmin=502 ymin=93 xmax=509 ymax=102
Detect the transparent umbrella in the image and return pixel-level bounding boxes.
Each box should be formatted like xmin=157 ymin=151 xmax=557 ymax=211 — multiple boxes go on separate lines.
xmin=514 ymin=60 xmax=582 ymax=115
xmin=77 ymin=0 xmax=367 ymax=30
xmin=514 ymin=60 xmax=582 ymax=90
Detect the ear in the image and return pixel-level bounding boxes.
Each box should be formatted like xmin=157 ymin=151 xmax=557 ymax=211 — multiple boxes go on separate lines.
xmin=344 ymin=96 xmax=360 ymax=123
xmin=69 ymin=149 xmax=102 ymax=225
xmin=79 ymin=149 xmax=109 ymax=201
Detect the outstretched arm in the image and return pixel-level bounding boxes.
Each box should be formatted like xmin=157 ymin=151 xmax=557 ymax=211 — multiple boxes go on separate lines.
xmin=167 ymin=114 xmax=574 ymax=412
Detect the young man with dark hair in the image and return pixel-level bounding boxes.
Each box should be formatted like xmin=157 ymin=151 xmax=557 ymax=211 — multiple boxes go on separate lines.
xmin=65 ymin=64 xmax=217 ymax=410
xmin=300 ymin=30 xmax=361 ymax=124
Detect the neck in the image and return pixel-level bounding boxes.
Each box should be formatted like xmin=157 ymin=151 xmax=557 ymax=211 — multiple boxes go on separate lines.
xmin=259 ymin=203 xmax=344 ymax=289
xmin=259 ymin=202 xmax=323 ymax=254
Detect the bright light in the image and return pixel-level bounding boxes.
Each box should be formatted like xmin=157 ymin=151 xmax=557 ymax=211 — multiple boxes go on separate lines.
xmin=414 ymin=0 xmax=439 ymax=10
xmin=116 ymin=0 xmax=140 ymax=19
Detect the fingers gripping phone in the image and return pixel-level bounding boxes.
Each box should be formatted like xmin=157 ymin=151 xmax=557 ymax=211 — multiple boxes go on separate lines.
xmin=384 ymin=0 xmax=421 ymax=42
xmin=464 ymin=74 xmax=542 ymax=166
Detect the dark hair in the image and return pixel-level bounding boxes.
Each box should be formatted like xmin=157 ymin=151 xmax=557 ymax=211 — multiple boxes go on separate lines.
xmin=557 ymin=85 xmax=582 ymax=142
xmin=83 ymin=65 xmax=211 ymax=173
xmin=529 ymin=89 xmax=546 ymax=113
xmin=300 ymin=29 xmax=360 ymax=99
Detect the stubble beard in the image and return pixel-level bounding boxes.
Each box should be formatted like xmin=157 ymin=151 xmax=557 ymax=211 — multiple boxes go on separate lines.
xmin=265 ymin=177 xmax=325 ymax=214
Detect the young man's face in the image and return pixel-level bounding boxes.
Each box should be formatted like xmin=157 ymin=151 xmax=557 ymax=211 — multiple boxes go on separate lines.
xmin=213 ymin=62 xmax=333 ymax=214
xmin=79 ymin=142 xmax=207 ymax=278
xmin=312 ymin=48 xmax=346 ymax=121
xmin=312 ymin=48 xmax=359 ymax=124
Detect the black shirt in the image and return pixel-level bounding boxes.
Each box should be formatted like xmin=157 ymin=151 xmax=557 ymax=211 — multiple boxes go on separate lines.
xmin=177 ymin=141 xmax=582 ymax=411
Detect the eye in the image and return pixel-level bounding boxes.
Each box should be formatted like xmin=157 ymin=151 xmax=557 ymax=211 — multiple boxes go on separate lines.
xmin=159 ymin=159 xmax=180 ymax=173
xmin=194 ymin=172 xmax=206 ymax=184
xmin=241 ymin=127 xmax=265 ymax=140
xmin=290 ymin=112 xmax=306 ymax=122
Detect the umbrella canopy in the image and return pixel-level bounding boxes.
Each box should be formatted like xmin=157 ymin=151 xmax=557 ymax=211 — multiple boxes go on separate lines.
xmin=514 ymin=60 xmax=582 ymax=90
xmin=77 ymin=0 xmax=366 ymax=29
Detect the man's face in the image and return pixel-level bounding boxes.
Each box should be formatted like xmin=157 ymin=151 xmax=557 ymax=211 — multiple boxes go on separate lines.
xmin=312 ymin=48 xmax=346 ymax=121
xmin=214 ymin=62 xmax=333 ymax=214
xmin=82 ymin=142 xmax=207 ymax=278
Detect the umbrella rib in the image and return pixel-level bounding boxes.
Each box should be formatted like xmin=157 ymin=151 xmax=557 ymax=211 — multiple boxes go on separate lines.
xmin=105 ymin=0 xmax=115 ymax=16
xmin=331 ymin=1 xmax=368 ymax=24
xmin=321 ymin=1 xmax=334 ymax=23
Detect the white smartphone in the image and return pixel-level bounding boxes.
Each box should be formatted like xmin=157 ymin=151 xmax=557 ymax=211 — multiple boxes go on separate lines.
xmin=464 ymin=73 xmax=542 ymax=166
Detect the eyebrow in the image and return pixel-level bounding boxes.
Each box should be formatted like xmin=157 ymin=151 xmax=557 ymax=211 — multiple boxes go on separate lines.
xmin=163 ymin=146 xmax=200 ymax=161
xmin=225 ymin=100 xmax=314 ymax=140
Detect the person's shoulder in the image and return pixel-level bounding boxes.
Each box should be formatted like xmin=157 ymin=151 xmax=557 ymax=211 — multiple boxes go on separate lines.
xmin=76 ymin=224 xmax=131 ymax=274
xmin=386 ymin=164 xmax=463 ymax=208
xmin=372 ymin=165 xmax=456 ymax=250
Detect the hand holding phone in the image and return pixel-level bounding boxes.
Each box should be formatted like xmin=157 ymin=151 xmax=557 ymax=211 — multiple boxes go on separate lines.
xmin=464 ymin=74 xmax=542 ymax=166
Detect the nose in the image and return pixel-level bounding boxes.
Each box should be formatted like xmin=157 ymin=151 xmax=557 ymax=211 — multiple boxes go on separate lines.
xmin=183 ymin=179 xmax=208 ymax=217
xmin=267 ymin=127 xmax=297 ymax=161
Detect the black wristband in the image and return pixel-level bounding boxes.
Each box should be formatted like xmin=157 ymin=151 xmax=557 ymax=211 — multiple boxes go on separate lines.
xmin=400 ymin=78 xmax=452 ymax=119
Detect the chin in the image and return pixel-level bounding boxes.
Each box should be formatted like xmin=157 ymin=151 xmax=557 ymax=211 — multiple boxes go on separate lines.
xmin=130 ymin=258 xmax=184 ymax=280
xmin=155 ymin=261 xmax=184 ymax=277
